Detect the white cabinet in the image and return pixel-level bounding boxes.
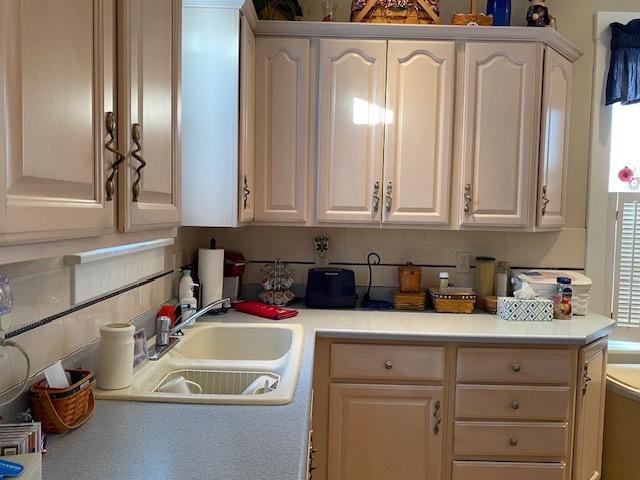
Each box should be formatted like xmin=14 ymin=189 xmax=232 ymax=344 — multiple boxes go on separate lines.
xmin=383 ymin=41 xmax=455 ymax=225
xmin=254 ymin=37 xmax=310 ymax=223
xmin=0 ymin=0 xmax=117 ymax=244
xmin=316 ymin=39 xmax=387 ymax=224
xmin=239 ymin=14 xmax=256 ymax=223
xmin=118 ymin=0 xmax=181 ymax=232
xmin=458 ymin=43 xmax=543 ymax=228
xmin=537 ymin=48 xmax=572 ymax=229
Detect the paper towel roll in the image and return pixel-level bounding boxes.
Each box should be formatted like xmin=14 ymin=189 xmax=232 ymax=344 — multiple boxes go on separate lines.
xmin=199 ymin=248 xmax=224 ymax=305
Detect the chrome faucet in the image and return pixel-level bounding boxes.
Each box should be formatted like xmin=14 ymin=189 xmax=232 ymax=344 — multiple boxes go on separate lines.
xmin=148 ymin=297 xmax=231 ymax=361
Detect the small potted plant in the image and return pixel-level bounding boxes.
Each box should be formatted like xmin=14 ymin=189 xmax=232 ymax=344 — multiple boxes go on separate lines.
xmin=253 ymin=0 xmax=303 ymax=20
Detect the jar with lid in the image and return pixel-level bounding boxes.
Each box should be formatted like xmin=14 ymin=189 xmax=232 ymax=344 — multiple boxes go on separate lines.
xmin=474 ymin=256 xmax=495 ymax=309
xmin=439 ymin=272 xmax=449 ymax=290
xmin=494 ymin=261 xmax=511 ymax=297
xmin=553 ymin=277 xmax=573 ymax=320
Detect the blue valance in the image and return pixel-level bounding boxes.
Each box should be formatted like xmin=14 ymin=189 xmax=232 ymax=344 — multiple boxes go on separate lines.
xmin=606 ymin=19 xmax=640 ymax=105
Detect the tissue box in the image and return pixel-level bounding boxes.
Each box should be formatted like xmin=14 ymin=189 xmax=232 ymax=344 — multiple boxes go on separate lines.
xmin=497 ymin=297 xmax=553 ymax=322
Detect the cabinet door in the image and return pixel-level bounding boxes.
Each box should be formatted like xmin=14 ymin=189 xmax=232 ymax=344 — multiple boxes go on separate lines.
xmin=238 ymin=14 xmax=255 ymax=223
xmin=573 ymin=338 xmax=608 ymax=480
xmin=383 ymin=41 xmax=454 ymax=225
xmin=0 ymin=0 xmax=116 ymax=244
xmin=254 ymin=37 xmax=309 ymax=223
xmin=118 ymin=0 xmax=181 ymax=231
xmin=317 ymin=39 xmax=387 ymax=224
xmin=328 ymin=383 xmax=443 ymax=480
xmin=459 ymin=43 xmax=542 ymax=228
xmin=537 ymin=48 xmax=572 ymax=229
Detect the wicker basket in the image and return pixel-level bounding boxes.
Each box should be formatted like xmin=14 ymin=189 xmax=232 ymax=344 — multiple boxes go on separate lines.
xmin=351 ymin=0 xmax=440 ymax=24
xmin=451 ymin=0 xmax=493 ymax=25
xmin=398 ymin=263 xmax=421 ymax=293
xmin=30 ymin=368 xmax=95 ymax=433
xmin=428 ymin=287 xmax=476 ymax=314
xmin=393 ymin=291 xmax=426 ymax=311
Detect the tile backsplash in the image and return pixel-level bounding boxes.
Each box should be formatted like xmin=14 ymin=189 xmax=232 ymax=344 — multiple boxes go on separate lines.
xmin=182 ymin=226 xmax=587 ymax=289
xmin=0 ymin=247 xmax=180 ymax=396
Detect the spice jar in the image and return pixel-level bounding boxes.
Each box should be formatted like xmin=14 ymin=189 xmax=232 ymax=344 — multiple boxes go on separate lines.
xmin=553 ymin=277 xmax=573 ymax=320
xmin=474 ymin=256 xmax=496 ymax=309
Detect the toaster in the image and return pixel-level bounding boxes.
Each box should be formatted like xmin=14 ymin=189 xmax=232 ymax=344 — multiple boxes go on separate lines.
xmin=305 ymin=268 xmax=357 ymax=309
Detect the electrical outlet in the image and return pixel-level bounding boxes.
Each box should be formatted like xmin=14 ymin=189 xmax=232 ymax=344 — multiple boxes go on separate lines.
xmin=456 ymin=252 xmax=472 ymax=274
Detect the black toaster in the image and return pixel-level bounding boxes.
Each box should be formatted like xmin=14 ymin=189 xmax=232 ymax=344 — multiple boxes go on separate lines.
xmin=305 ymin=268 xmax=357 ymax=309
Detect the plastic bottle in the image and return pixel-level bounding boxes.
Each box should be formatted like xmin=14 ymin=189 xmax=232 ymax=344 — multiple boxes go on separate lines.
xmin=179 ymin=269 xmax=195 ymax=301
xmin=439 ymin=272 xmax=449 ymax=289
xmin=553 ymin=277 xmax=573 ymax=320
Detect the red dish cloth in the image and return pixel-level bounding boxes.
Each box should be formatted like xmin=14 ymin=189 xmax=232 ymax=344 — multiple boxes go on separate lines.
xmin=233 ymin=301 xmax=298 ymax=320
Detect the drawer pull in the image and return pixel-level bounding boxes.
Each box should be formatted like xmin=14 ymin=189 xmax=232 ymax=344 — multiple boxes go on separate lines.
xmin=512 ymin=363 xmax=522 ymax=373
xmin=511 ymin=400 xmax=520 ymax=410
xmin=384 ymin=360 xmax=393 ymax=370
xmin=510 ymin=437 xmax=519 ymax=447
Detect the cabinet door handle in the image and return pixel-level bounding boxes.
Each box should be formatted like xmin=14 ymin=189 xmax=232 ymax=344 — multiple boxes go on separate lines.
xmin=542 ymin=185 xmax=550 ymax=216
xmin=372 ymin=182 xmax=380 ymax=213
xmin=385 ymin=181 xmax=392 ymax=213
xmin=104 ymin=112 xmax=126 ymax=202
xmin=582 ymin=362 xmax=592 ymax=395
xmin=463 ymin=183 xmax=472 ymax=213
xmin=243 ymin=175 xmax=251 ymax=210
xmin=433 ymin=400 xmax=441 ymax=435
xmin=131 ymin=123 xmax=145 ymax=202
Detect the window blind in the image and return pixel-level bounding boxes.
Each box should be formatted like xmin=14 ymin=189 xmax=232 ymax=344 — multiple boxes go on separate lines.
xmin=615 ymin=198 xmax=640 ymax=326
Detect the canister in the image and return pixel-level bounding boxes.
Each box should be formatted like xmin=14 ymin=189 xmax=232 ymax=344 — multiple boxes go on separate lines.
xmin=97 ymin=323 xmax=135 ymax=390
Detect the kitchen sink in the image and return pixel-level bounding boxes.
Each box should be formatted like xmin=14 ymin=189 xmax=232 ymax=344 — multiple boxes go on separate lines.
xmin=94 ymin=323 xmax=304 ymax=405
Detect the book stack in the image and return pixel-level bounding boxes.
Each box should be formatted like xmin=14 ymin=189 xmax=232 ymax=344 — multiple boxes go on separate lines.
xmin=0 ymin=423 xmax=43 ymax=456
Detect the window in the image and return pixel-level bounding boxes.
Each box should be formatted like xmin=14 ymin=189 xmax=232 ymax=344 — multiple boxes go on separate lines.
xmin=614 ymin=196 xmax=640 ymax=326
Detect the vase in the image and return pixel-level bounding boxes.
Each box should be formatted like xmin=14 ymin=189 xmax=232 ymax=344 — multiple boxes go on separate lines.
xmin=486 ymin=0 xmax=511 ymax=26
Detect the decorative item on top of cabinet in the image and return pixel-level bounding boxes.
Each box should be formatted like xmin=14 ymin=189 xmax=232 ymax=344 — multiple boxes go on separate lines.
xmin=451 ymin=0 xmax=493 ymax=26
xmin=537 ymin=48 xmax=572 ymax=229
xmin=117 ymin=0 xmax=181 ymax=232
xmin=350 ymin=0 xmax=440 ymax=24
xmin=383 ymin=41 xmax=455 ymax=226
xmin=253 ymin=0 xmax=302 ymax=20
xmin=526 ymin=0 xmax=551 ymax=28
xmin=486 ymin=0 xmax=511 ymax=26
xmin=254 ymin=37 xmax=310 ymax=223
xmin=458 ymin=42 xmax=543 ymax=228
xmin=0 ymin=0 xmax=117 ymax=244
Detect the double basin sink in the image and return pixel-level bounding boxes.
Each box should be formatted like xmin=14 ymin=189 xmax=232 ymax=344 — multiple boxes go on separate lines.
xmin=95 ymin=323 xmax=304 ymax=405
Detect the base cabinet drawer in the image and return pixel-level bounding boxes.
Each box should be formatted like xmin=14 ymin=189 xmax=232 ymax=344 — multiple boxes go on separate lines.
xmin=454 ymin=422 xmax=568 ymax=458
xmin=455 ymin=385 xmax=571 ymax=421
xmin=452 ymin=461 xmax=566 ymax=480
xmin=456 ymin=348 xmax=573 ymax=384
xmin=330 ymin=344 xmax=444 ymax=381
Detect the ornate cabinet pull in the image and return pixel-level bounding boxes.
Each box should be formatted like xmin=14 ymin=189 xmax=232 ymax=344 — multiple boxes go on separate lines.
xmin=385 ymin=182 xmax=393 ymax=212
xmin=104 ymin=112 xmax=126 ymax=201
xmin=541 ymin=186 xmax=550 ymax=216
xmin=372 ymin=182 xmax=380 ymax=213
xmin=464 ymin=183 xmax=472 ymax=213
xmin=243 ymin=175 xmax=251 ymax=210
xmin=433 ymin=400 xmax=442 ymax=434
xmin=582 ymin=363 xmax=592 ymax=395
xmin=131 ymin=123 xmax=145 ymax=202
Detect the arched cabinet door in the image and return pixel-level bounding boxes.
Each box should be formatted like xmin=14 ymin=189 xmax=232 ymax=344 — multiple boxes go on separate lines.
xmin=458 ymin=43 xmax=543 ymax=228
xmin=537 ymin=48 xmax=572 ymax=229
xmin=254 ymin=37 xmax=310 ymax=223
xmin=316 ymin=39 xmax=387 ymax=224
xmin=0 ymin=0 xmax=117 ymax=244
xmin=383 ymin=41 xmax=455 ymax=226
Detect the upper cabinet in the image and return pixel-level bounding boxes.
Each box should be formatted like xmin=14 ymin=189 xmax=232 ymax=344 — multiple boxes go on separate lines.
xmin=383 ymin=41 xmax=455 ymax=226
xmin=537 ymin=48 xmax=572 ymax=229
xmin=0 ymin=0 xmax=117 ymax=244
xmin=254 ymin=37 xmax=310 ymax=223
xmin=239 ymin=14 xmax=256 ymax=223
xmin=316 ymin=39 xmax=387 ymax=224
xmin=118 ymin=0 xmax=181 ymax=232
xmin=458 ymin=42 xmax=543 ymax=229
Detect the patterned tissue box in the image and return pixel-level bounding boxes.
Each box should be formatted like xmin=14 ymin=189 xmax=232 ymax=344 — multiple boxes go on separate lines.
xmin=496 ymin=297 xmax=553 ymax=322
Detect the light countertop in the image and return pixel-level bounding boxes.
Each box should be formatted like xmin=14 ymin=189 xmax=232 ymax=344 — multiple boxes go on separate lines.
xmin=43 ymin=309 xmax=614 ymax=480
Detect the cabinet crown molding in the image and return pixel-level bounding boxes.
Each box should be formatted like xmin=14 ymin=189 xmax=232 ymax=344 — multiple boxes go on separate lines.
xmin=254 ymin=22 xmax=582 ymax=62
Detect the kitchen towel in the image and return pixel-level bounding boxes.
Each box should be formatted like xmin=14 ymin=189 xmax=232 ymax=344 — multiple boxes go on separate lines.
xmin=233 ymin=301 xmax=298 ymax=320
xmin=198 ymin=248 xmax=224 ymax=306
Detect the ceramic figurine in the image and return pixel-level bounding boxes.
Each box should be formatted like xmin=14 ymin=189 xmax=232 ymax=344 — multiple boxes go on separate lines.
xmin=526 ymin=0 xmax=550 ymax=27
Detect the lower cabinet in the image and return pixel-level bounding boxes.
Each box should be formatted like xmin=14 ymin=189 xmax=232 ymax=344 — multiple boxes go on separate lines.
xmin=328 ymin=384 xmax=443 ymax=480
xmin=313 ymin=338 xmax=608 ymax=480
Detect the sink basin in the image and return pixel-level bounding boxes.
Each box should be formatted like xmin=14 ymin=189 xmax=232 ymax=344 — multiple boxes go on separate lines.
xmin=94 ymin=322 xmax=304 ymax=405
xmin=173 ymin=324 xmax=293 ymax=361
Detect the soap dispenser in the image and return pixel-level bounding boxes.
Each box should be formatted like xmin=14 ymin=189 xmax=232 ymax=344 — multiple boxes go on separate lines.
xmin=180 ymin=282 xmax=199 ymax=325
xmin=179 ymin=269 xmax=195 ymax=301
